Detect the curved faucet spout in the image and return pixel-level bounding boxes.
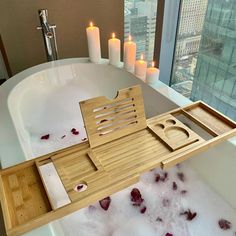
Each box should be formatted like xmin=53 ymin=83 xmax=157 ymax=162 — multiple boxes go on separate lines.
xmin=37 ymin=9 xmax=58 ymax=61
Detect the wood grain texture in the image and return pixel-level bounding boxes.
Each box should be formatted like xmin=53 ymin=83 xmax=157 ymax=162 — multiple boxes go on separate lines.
xmin=148 ymin=114 xmax=205 ymax=151
xmin=79 ymin=85 xmax=147 ymax=148
xmin=184 ymin=102 xmax=236 ymax=135
xmin=1 ymin=165 xmax=51 ymax=229
xmin=0 ymin=97 xmax=236 ymax=235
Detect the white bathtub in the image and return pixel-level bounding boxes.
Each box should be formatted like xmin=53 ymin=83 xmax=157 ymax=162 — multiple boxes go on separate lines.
xmin=0 ymin=58 xmax=179 ymax=235
xmin=0 ymin=58 xmax=235 ymax=235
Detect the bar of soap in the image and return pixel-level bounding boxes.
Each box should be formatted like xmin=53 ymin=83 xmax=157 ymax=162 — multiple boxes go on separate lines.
xmin=39 ymin=162 xmax=71 ymax=209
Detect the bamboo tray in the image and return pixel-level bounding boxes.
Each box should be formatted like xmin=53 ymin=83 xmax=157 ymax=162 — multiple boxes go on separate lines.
xmin=1 ymin=85 xmax=236 ymax=235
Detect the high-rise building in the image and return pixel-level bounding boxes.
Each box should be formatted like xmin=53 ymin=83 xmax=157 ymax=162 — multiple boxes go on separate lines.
xmin=191 ymin=0 xmax=236 ymax=120
xmin=171 ymin=0 xmax=208 ymax=97
xmin=124 ymin=0 xmax=157 ymax=62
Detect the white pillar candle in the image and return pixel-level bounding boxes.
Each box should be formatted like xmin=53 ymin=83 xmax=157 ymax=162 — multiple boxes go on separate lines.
xmin=134 ymin=54 xmax=147 ymax=81
xmin=146 ymin=62 xmax=160 ymax=84
xmin=108 ymin=33 xmax=121 ymax=66
xmin=123 ymin=35 xmax=136 ymax=72
xmin=86 ymin=22 xmax=101 ymax=63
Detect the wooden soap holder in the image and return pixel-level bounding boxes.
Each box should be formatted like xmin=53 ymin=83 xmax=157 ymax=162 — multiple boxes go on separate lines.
xmin=0 ymin=85 xmax=236 ymax=236
xmin=148 ymin=114 xmax=204 ymax=151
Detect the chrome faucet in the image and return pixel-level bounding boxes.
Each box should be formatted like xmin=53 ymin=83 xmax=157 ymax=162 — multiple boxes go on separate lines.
xmin=37 ymin=9 xmax=58 ymax=61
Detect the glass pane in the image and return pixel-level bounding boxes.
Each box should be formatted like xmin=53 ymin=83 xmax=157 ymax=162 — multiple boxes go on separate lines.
xmin=171 ymin=0 xmax=236 ymax=120
xmin=124 ymin=0 xmax=158 ymax=61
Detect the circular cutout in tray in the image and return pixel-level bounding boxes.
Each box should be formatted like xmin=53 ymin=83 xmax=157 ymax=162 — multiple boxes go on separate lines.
xmin=164 ymin=126 xmax=189 ymax=141
xmin=155 ymin=123 xmax=165 ymax=129
xmin=74 ymin=182 xmax=88 ymax=192
xmin=166 ymin=119 xmax=176 ymax=125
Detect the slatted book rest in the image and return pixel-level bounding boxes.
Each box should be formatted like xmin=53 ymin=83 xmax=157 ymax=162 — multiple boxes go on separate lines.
xmin=79 ymin=85 xmax=147 ymax=148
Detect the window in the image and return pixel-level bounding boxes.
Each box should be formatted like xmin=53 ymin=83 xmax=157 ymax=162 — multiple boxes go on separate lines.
xmin=171 ymin=0 xmax=236 ymax=120
xmin=124 ymin=0 xmax=158 ymax=62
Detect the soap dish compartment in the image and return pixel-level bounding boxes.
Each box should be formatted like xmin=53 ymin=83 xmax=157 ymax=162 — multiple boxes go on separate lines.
xmin=36 ymin=149 xmax=106 ymax=204
xmin=148 ymin=114 xmax=204 ymax=151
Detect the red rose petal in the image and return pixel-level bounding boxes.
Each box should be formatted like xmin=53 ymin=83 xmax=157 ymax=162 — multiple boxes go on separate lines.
xmin=61 ymin=135 xmax=66 ymax=139
xmin=71 ymin=128 xmax=76 ymax=133
xmin=156 ymin=217 xmax=163 ymax=222
xmin=155 ymin=172 xmax=168 ymax=183
xmin=72 ymin=131 xmax=79 ymax=135
xmin=177 ymin=172 xmax=185 ymax=182
xmin=76 ymin=184 xmax=83 ymax=191
xmin=180 ymin=209 xmax=197 ymax=221
xmin=130 ymin=188 xmax=144 ymax=206
xmin=218 ymin=219 xmax=231 ymax=230
xmin=100 ymin=119 xmax=108 ymax=123
xmin=165 ymin=233 xmax=173 ymax=236
xmin=41 ymin=134 xmax=50 ymax=140
xmin=140 ymin=206 xmax=146 ymax=214
xmin=172 ymin=181 xmax=177 ymax=190
xmin=160 ymin=172 xmax=168 ymax=182
xmin=99 ymin=196 xmax=111 ymax=211
xmin=155 ymin=173 xmax=161 ymax=182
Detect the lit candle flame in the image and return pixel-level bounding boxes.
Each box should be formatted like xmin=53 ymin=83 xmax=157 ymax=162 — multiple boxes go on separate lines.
xmin=152 ymin=61 xmax=155 ymax=67
xmin=140 ymin=54 xmax=144 ymax=60
xmin=128 ymin=35 xmax=132 ymax=41
xmin=90 ymin=22 xmax=93 ymax=27
xmin=112 ymin=33 xmax=116 ymax=38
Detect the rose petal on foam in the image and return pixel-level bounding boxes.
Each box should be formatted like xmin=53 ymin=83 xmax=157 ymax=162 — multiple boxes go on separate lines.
xmin=140 ymin=206 xmax=146 ymax=214
xmin=160 ymin=172 xmax=168 ymax=182
xmin=177 ymin=172 xmax=185 ymax=182
xmin=71 ymin=128 xmax=76 ymax=133
xmin=165 ymin=233 xmax=173 ymax=236
xmin=72 ymin=131 xmax=79 ymax=135
xmin=41 ymin=134 xmax=50 ymax=140
xmin=172 ymin=182 xmax=177 ymax=190
xmin=99 ymin=196 xmax=111 ymax=211
xmin=155 ymin=173 xmax=161 ymax=182
xmin=218 ymin=219 xmax=231 ymax=230
xmin=180 ymin=209 xmax=197 ymax=221
xmin=156 ymin=217 xmax=163 ymax=222
xmin=155 ymin=172 xmax=168 ymax=183
xmin=130 ymin=188 xmax=144 ymax=206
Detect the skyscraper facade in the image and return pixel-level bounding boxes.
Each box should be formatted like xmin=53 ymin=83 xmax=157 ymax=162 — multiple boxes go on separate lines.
xmin=124 ymin=0 xmax=157 ymax=62
xmin=191 ymin=0 xmax=236 ymax=120
xmin=171 ymin=0 xmax=208 ymax=98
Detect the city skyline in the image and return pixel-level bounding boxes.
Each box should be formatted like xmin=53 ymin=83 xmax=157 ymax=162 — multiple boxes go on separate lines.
xmin=124 ymin=0 xmax=157 ymax=62
xmin=171 ymin=0 xmax=208 ymax=98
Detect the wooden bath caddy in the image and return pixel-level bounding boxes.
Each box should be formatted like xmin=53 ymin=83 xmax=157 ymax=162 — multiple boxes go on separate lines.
xmin=1 ymin=85 xmax=236 ymax=235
